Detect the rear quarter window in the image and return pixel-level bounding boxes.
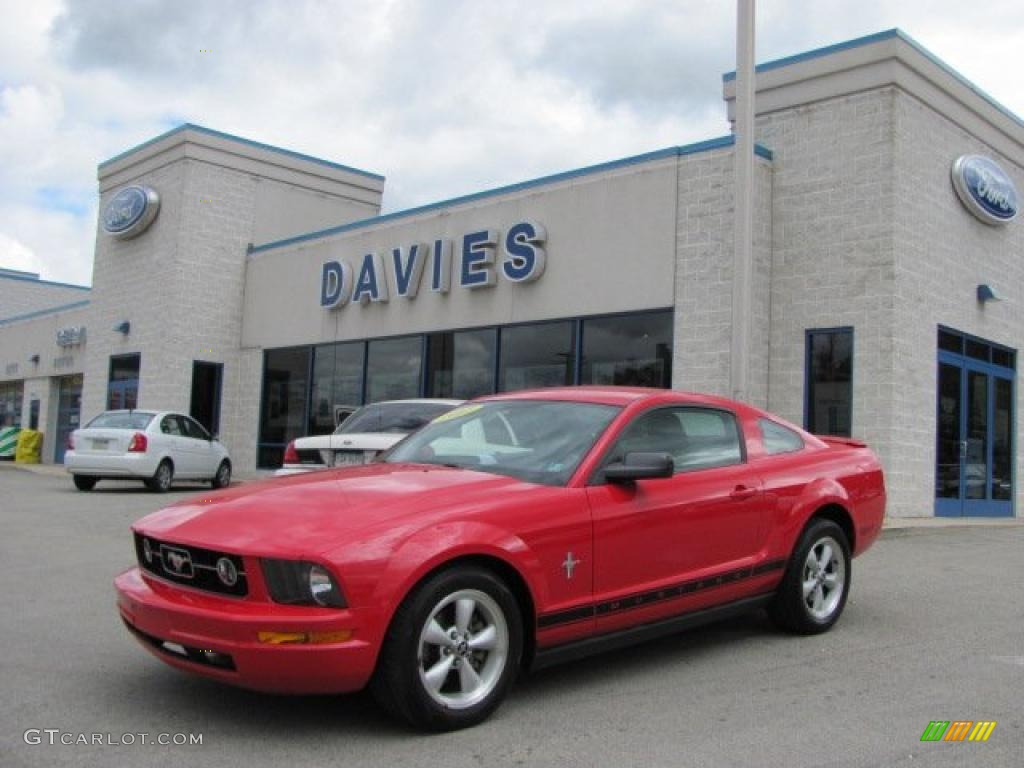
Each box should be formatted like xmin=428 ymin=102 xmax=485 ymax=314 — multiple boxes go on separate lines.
xmin=759 ymin=419 xmax=804 ymax=455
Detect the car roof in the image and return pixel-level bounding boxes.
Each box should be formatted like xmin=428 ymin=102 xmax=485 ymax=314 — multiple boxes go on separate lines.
xmin=479 ymin=386 xmax=748 ymax=410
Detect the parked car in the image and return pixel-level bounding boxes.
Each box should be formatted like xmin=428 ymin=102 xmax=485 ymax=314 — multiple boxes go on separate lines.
xmin=116 ymin=387 xmax=886 ymax=730
xmin=276 ymin=398 xmax=464 ymax=475
xmin=66 ymin=410 xmax=231 ymax=492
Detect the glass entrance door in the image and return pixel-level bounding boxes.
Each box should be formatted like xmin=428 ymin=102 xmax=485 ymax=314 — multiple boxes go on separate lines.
xmin=54 ymin=374 xmax=83 ymax=463
xmin=935 ymin=331 xmax=1015 ymax=517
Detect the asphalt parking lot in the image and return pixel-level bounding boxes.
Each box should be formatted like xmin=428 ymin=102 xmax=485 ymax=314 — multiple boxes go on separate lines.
xmin=1 ymin=464 xmax=1021 ymax=768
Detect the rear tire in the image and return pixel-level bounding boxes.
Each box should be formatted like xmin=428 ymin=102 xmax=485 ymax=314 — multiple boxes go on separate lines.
xmin=73 ymin=475 xmax=97 ymax=491
xmin=211 ymin=460 xmax=231 ymax=489
xmin=146 ymin=460 xmax=174 ymax=493
xmin=769 ymin=519 xmax=851 ymax=634
xmin=370 ymin=566 xmax=522 ymax=731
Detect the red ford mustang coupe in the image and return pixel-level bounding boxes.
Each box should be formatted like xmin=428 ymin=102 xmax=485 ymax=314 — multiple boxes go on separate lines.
xmin=116 ymin=387 xmax=886 ymax=730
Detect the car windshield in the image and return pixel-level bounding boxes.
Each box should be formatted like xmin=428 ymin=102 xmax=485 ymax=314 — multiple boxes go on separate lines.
xmin=335 ymin=402 xmax=457 ymax=435
xmin=384 ymin=400 xmax=620 ymax=486
xmin=86 ymin=411 xmax=156 ymax=430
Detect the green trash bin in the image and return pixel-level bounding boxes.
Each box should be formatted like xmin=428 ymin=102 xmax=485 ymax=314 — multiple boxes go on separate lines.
xmin=0 ymin=426 xmax=19 ymax=459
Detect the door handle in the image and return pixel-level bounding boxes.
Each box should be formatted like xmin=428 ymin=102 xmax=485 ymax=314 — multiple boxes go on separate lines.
xmin=730 ymin=485 xmax=758 ymax=501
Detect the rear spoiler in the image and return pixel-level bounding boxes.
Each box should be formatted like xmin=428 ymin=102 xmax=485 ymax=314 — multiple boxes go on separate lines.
xmin=817 ymin=436 xmax=867 ymax=449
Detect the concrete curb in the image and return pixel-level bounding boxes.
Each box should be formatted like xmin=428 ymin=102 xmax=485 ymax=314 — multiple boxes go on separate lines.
xmin=880 ymin=517 xmax=1023 ymax=537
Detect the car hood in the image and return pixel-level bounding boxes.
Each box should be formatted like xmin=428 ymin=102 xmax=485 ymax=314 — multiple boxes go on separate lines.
xmin=132 ymin=463 xmax=539 ymax=557
xmin=293 ymin=432 xmax=405 ymax=452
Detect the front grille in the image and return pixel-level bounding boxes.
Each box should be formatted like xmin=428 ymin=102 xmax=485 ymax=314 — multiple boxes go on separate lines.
xmin=134 ymin=533 xmax=248 ymax=597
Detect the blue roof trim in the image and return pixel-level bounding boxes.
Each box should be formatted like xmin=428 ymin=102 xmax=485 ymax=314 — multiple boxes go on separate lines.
xmin=0 ymin=272 xmax=91 ymax=291
xmin=99 ymin=123 xmax=385 ymax=182
xmin=723 ymin=28 xmax=1024 ymax=129
xmin=723 ymin=29 xmax=900 ymax=81
xmin=0 ymin=300 xmax=91 ymax=326
xmin=250 ymin=136 xmax=773 ymax=254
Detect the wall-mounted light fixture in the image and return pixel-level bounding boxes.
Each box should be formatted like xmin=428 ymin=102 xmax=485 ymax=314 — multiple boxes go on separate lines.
xmin=113 ymin=320 xmax=131 ymax=334
xmin=29 ymin=354 xmax=40 ymax=365
xmin=977 ymin=284 xmax=1003 ymax=303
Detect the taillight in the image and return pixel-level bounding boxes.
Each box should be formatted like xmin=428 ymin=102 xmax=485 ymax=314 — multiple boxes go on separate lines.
xmin=66 ymin=433 xmax=75 ymax=450
xmin=127 ymin=432 xmax=148 ymax=453
xmin=283 ymin=440 xmax=299 ymax=464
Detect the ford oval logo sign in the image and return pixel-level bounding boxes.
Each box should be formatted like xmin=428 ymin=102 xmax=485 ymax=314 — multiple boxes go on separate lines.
xmin=102 ymin=185 xmax=160 ymax=239
xmin=951 ymin=155 xmax=1018 ymax=225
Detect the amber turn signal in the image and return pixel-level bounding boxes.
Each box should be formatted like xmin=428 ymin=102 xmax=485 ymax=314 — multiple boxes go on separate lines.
xmin=257 ymin=630 xmax=353 ymax=645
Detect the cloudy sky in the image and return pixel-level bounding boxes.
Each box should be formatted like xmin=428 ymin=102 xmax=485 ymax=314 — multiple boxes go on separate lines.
xmin=1 ymin=0 xmax=1022 ymax=286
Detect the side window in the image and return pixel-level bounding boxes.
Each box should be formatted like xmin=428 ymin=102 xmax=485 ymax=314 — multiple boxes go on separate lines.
xmin=182 ymin=416 xmax=210 ymax=441
xmin=759 ymin=419 xmax=804 ymax=455
xmin=161 ymin=416 xmax=181 ymax=436
xmin=675 ymin=409 xmax=743 ymax=470
xmin=611 ymin=407 xmax=743 ymax=473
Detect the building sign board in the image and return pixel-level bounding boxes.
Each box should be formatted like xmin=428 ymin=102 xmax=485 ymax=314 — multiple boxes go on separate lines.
xmin=56 ymin=326 xmax=86 ymax=347
xmin=951 ymin=155 xmax=1018 ymax=225
xmin=321 ymin=221 xmax=546 ymax=309
xmin=102 ymin=185 xmax=161 ymax=239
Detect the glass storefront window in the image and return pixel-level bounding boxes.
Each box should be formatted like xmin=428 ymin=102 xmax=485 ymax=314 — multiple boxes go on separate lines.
xmin=426 ymin=329 xmax=497 ymax=399
xmin=580 ymin=311 xmax=672 ymax=388
xmin=0 ymin=381 xmax=23 ymax=427
xmin=805 ymin=328 xmax=853 ymax=437
xmin=257 ymin=309 xmax=677 ymax=465
xmin=498 ymin=321 xmax=576 ymax=391
xmin=309 ymin=342 xmax=364 ymax=435
xmin=366 ymin=336 xmax=422 ymax=402
xmin=258 ymin=347 xmax=310 ymax=467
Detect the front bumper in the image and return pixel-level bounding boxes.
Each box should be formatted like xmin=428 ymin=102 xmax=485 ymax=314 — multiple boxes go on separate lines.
xmin=115 ymin=567 xmax=377 ymax=694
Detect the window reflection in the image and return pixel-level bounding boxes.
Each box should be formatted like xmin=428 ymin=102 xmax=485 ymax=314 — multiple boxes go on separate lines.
xmin=806 ymin=329 xmax=853 ymax=437
xmin=498 ymin=321 xmax=575 ymax=391
xmin=309 ymin=342 xmax=363 ymax=435
xmin=581 ymin=312 xmax=672 ymax=388
xmin=427 ymin=329 xmax=496 ymax=399
xmin=366 ymin=336 xmax=422 ymax=402
xmin=258 ymin=347 xmax=310 ymax=466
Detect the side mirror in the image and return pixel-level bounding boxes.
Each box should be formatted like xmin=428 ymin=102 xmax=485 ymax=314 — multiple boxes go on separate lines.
xmin=210 ymin=433 xmax=219 ymax=442
xmin=603 ymin=452 xmax=674 ymax=483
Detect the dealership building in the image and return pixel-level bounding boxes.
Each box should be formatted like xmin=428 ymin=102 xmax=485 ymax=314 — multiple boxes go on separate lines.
xmin=0 ymin=30 xmax=1020 ymax=518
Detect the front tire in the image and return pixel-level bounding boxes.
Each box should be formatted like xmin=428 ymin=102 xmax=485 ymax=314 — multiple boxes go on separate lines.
xmin=146 ymin=460 xmax=174 ymax=493
xmin=73 ymin=475 xmax=97 ymax=491
xmin=371 ymin=566 xmax=523 ymax=731
xmin=769 ymin=519 xmax=851 ymax=634
xmin=211 ymin=460 xmax=231 ymax=489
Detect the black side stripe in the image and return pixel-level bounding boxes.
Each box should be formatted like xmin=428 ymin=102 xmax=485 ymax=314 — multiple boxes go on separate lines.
xmin=537 ymin=558 xmax=787 ymax=630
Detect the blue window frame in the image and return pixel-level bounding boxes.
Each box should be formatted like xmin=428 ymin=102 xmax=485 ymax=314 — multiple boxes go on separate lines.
xmin=935 ymin=326 xmax=1015 ymax=518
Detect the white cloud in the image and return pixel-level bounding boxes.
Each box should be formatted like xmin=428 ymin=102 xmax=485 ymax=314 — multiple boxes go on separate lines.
xmin=0 ymin=233 xmax=43 ymax=275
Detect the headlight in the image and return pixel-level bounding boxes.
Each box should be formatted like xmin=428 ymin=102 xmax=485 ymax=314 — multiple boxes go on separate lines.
xmin=308 ymin=564 xmax=336 ymax=606
xmin=261 ymin=559 xmax=346 ymax=608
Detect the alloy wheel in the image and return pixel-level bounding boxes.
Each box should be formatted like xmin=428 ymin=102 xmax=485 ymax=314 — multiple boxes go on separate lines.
xmin=802 ymin=535 xmax=845 ymax=621
xmin=417 ymin=589 xmax=509 ymax=710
